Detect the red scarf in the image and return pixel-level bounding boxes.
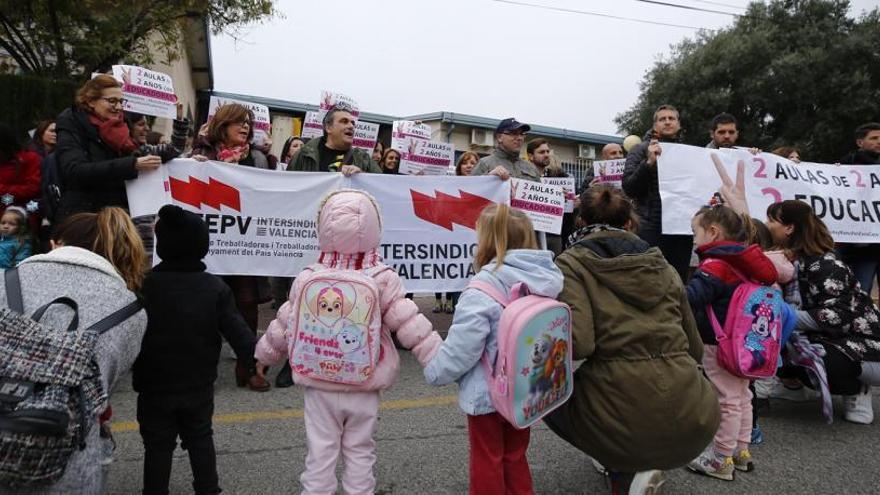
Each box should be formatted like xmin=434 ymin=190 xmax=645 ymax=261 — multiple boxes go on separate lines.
xmin=217 ymin=143 xmax=250 ymax=163
xmin=88 ymin=114 xmax=138 ymax=155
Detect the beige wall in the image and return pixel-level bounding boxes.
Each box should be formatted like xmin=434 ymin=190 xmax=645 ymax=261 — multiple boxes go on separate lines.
xmin=146 ymin=34 xmax=197 ymax=139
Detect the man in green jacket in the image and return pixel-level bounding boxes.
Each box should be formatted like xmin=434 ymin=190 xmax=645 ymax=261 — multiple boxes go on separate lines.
xmin=470 ymin=118 xmax=541 ymax=182
xmin=288 ymin=105 xmax=381 ymax=175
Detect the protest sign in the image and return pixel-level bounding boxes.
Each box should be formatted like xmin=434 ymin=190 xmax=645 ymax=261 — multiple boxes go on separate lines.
xmin=319 ymin=90 xmax=359 ymax=118
xmin=302 ymin=111 xmax=324 ymax=139
xmin=112 ymin=65 xmax=176 ymax=119
xmin=398 ymin=140 xmax=454 ymax=175
xmin=542 ymin=177 xmax=576 ymax=213
xmin=593 ymin=159 xmax=626 ymax=188
xmin=126 ymin=161 xmax=509 ymax=291
xmin=510 ymin=178 xmax=564 ymax=234
xmin=658 ymin=143 xmax=880 ymax=242
xmin=208 ymin=96 xmax=271 ymax=145
xmin=353 ymin=121 xmax=380 ymax=152
xmin=391 ymin=120 xmax=432 ymax=153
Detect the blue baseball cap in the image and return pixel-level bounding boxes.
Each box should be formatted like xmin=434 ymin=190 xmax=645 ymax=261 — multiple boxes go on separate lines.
xmin=495 ymin=118 xmax=531 ymax=134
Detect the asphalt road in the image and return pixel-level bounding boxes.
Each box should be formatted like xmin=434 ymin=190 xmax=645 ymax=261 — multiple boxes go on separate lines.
xmin=106 ymin=297 xmax=880 ymax=494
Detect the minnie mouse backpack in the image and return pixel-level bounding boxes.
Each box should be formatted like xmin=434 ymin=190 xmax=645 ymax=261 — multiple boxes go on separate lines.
xmin=705 ymin=260 xmax=786 ymax=379
xmin=468 ymin=281 xmax=573 ymax=429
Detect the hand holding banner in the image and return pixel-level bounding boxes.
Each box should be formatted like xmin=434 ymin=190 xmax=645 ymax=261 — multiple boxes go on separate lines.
xmin=510 ymin=178 xmax=564 ymax=234
xmin=112 ymin=65 xmax=177 ymax=119
xmin=399 ymin=140 xmax=454 ymax=175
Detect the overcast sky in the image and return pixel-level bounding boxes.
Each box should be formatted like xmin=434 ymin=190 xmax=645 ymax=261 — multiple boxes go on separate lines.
xmin=212 ymin=0 xmax=879 ymax=136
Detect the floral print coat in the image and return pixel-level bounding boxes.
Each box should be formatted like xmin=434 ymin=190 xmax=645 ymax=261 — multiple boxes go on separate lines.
xmin=799 ymin=252 xmax=880 ymax=362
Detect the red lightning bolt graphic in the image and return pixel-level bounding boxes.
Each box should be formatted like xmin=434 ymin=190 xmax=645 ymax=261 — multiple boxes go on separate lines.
xmin=168 ymin=176 xmax=241 ymax=211
xmin=410 ymin=189 xmax=495 ymax=231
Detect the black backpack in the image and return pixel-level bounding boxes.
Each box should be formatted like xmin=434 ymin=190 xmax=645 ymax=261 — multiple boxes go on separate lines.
xmin=0 ymin=268 xmax=141 ymax=487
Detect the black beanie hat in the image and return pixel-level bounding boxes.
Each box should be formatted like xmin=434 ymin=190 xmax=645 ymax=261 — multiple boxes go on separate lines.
xmin=155 ymin=204 xmax=209 ymax=261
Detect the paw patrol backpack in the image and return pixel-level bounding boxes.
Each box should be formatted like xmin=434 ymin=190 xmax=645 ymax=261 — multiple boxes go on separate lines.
xmin=288 ymin=264 xmax=387 ymax=384
xmin=468 ymin=280 xmax=573 ymax=429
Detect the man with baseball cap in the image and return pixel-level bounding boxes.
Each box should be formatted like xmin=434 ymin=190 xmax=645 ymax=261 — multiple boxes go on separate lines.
xmin=471 ymin=118 xmax=541 ymax=181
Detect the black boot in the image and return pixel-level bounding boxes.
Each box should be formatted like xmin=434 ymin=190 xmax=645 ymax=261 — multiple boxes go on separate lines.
xmin=275 ymin=361 xmax=294 ymax=388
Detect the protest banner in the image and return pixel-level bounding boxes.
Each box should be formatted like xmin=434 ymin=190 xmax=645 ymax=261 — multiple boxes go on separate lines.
xmin=510 ymin=178 xmax=564 ymax=234
xmin=112 ymin=65 xmax=176 ymax=119
xmin=593 ymin=159 xmax=626 ymax=188
xmin=353 ymin=121 xmax=380 ymax=152
xmin=542 ymin=177 xmax=576 ymax=213
xmin=391 ymin=120 xmax=432 ymax=153
xmin=126 ymin=160 xmax=509 ymax=291
xmin=351 ymin=174 xmax=510 ymax=292
xmin=657 ymin=143 xmax=880 ymax=242
xmin=127 ymin=159 xmax=341 ymax=276
xmin=208 ymin=96 xmax=271 ymax=145
xmin=302 ymin=111 xmax=324 ymax=139
xmin=398 ymin=140 xmax=454 ymax=175
xmin=319 ymin=90 xmax=359 ymax=118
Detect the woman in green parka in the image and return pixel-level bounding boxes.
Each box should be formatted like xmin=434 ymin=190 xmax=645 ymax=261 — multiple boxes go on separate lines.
xmin=544 ymin=186 xmax=720 ymax=493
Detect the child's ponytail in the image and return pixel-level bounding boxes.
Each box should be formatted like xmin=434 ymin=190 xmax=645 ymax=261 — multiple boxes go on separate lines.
xmin=493 ymin=204 xmax=510 ymax=268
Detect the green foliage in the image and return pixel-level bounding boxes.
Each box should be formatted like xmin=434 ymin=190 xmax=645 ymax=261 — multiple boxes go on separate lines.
xmin=0 ymin=0 xmax=277 ymax=78
xmin=0 ymin=73 xmax=80 ymax=136
xmin=615 ymin=0 xmax=880 ymax=162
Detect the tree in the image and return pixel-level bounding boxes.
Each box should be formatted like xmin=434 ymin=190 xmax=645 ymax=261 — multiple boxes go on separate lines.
xmin=0 ymin=0 xmax=277 ymax=79
xmin=615 ymin=0 xmax=880 ymax=162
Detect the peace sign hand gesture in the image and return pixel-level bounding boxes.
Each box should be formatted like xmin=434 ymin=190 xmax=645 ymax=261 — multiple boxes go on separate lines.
xmin=711 ymin=153 xmax=749 ymax=215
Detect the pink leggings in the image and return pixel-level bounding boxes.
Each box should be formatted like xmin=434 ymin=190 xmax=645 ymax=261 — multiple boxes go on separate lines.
xmin=300 ymin=388 xmax=380 ymax=495
xmin=703 ymin=345 xmax=752 ymax=457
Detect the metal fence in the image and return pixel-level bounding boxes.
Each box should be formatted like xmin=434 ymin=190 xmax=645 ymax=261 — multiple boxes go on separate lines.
xmin=561 ymin=158 xmax=594 ymax=193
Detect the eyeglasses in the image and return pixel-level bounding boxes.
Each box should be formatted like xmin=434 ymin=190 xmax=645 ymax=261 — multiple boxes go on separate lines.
xmin=99 ymin=97 xmax=126 ymax=106
xmin=233 ymin=119 xmax=252 ymax=127
xmin=502 ymin=132 xmax=526 ymax=138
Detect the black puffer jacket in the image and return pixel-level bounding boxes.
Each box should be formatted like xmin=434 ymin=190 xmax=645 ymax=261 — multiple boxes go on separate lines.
xmin=133 ymin=260 xmax=258 ymax=393
xmin=54 ymin=106 xmax=138 ymax=220
xmin=621 ymin=130 xmax=681 ymax=236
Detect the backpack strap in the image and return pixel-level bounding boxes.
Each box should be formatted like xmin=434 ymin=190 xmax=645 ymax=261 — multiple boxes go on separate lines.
xmin=85 ymin=300 xmax=143 ymax=335
xmin=702 ymin=259 xmax=755 ymax=341
xmin=468 ymin=280 xmax=510 ymax=383
xmin=4 ymin=268 xmax=23 ymax=314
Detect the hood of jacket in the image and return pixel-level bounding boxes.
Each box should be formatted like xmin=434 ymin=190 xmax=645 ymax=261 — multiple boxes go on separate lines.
xmin=481 ymin=249 xmax=563 ymax=298
xmin=317 ymin=189 xmax=382 ymax=256
xmin=567 ymin=230 xmax=676 ymax=311
xmin=20 ymin=245 xmax=123 ymax=282
xmin=696 ymin=241 xmax=777 ymax=285
xmin=55 ymin=106 xmax=99 ymax=143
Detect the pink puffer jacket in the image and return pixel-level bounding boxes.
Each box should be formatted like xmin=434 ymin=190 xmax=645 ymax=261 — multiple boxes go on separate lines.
xmin=255 ymin=189 xmax=441 ymax=392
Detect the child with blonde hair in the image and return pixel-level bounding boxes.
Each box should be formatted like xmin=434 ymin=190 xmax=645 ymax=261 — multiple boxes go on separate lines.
xmin=424 ymin=204 xmax=563 ymax=495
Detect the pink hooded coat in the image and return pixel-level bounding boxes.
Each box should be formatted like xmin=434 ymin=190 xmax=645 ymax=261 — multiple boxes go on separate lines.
xmin=255 ymin=189 xmax=441 ymax=392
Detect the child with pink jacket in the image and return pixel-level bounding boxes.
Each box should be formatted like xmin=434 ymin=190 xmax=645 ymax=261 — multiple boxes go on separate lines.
xmin=255 ymin=189 xmax=441 ymax=495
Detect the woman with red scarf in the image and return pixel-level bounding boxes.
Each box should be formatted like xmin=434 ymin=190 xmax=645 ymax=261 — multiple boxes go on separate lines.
xmin=54 ymin=75 xmax=163 ymax=221
xmin=189 ymin=103 xmax=272 ymax=392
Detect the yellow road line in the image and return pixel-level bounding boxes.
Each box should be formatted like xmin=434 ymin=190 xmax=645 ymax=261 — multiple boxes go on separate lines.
xmin=112 ymin=394 xmax=457 ymax=433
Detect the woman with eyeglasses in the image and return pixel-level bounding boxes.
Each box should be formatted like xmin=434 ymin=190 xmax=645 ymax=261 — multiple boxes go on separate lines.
xmin=188 ymin=103 xmax=273 ymax=391
xmin=190 ymin=103 xmax=270 ymax=168
xmin=54 ymin=75 xmax=165 ymax=222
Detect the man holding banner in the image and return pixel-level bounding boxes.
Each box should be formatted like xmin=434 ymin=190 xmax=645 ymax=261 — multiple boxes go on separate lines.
xmin=288 ymin=105 xmax=381 ymax=175
xmin=471 ymin=118 xmax=541 ymax=182
xmin=622 ymin=104 xmax=693 ymax=282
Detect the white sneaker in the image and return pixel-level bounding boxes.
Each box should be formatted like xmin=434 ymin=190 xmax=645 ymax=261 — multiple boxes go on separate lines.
xmin=629 ymin=470 xmax=665 ymax=495
xmin=767 ymin=381 xmax=820 ymax=402
xmin=844 ymin=385 xmax=874 ymax=424
xmin=753 ymin=377 xmax=778 ymax=399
